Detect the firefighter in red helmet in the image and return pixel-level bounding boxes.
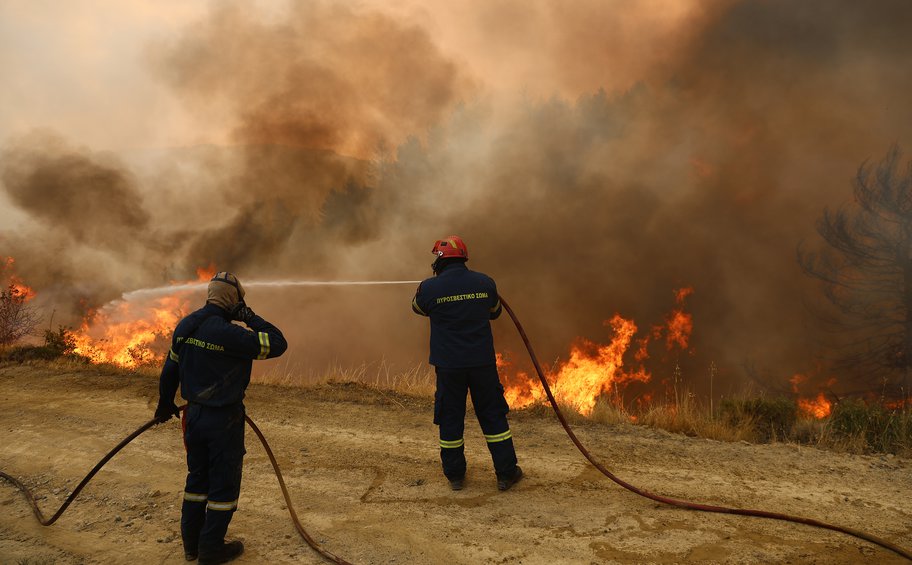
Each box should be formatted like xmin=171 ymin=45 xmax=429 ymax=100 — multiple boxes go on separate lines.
xmin=412 ymin=236 xmax=523 ymax=491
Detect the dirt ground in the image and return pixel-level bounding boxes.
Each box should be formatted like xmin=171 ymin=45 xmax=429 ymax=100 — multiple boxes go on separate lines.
xmin=1 ymin=362 xmax=911 ymax=565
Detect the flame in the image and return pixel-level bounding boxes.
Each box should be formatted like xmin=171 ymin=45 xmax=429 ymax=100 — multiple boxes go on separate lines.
xmin=499 ymin=313 xmax=650 ymax=415
xmin=71 ymin=267 xmax=213 ymax=368
xmin=550 ymin=315 xmax=650 ymax=415
xmin=501 ymin=288 xmax=694 ymax=416
xmin=498 ymin=353 xmax=545 ymax=409
xmin=798 ymin=392 xmax=832 ymax=419
xmin=884 ymin=399 xmax=910 ymax=410
xmin=2 ymin=257 xmax=37 ymax=302
xmin=196 ymin=263 xmax=217 ymax=281
xmin=9 ymin=276 xmax=36 ymax=302
xmin=664 ymin=287 xmax=693 ymax=351
xmin=791 ymin=371 xmax=835 ymax=418
xmin=633 ymin=336 xmax=650 ymax=362
xmin=71 ymin=295 xmax=186 ymax=367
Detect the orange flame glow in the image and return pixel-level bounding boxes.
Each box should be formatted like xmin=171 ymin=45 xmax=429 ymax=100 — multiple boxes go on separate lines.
xmin=2 ymin=257 xmax=37 ymax=302
xmin=664 ymin=287 xmax=693 ymax=351
xmin=498 ymin=353 xmax=545 ymax=409
xmin=196 ymin=263 xmax=217 ymax=281
xmin=798 ymin=392 xmax=832 ymax=419
xmin=9 ymin=276 xmax=36 ymax=302
xmin=71 ymin=267 xmax=214 ymax=368
xmin=500 ymin=289 xmax=695 ymax=415
xmin=71 ymin=295 xmax=187 ymax=368
xmin=549 ymin=315 xmax=650 ymax=415
xmin=791 ymin=371 xmax=835 ymax=418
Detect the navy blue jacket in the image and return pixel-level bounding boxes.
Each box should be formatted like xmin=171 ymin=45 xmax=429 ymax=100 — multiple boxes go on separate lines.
xmin=158 ymin=303 xmax=287 ymax=407
xmin=412 ymin=262 xmax=502 ymax=368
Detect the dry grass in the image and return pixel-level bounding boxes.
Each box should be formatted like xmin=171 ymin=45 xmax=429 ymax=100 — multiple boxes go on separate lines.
xmin=639 ymin=396 xmax=757 ymax=443
xmin=6 ymin=345 xmax=912 ymax=457
xmin=587 ymin=397 xmax=635 ymax=426
xmin=256 ymin=360 xmax=435 ymax=396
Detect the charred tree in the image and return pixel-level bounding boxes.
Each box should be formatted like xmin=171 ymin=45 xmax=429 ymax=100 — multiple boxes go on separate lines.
xmin=799 ymin=146 xmax=912 ymax=398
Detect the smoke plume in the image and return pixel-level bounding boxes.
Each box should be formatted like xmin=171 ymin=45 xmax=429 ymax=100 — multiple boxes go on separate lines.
xmin=3 ymin=0 xmax=912 ymax=396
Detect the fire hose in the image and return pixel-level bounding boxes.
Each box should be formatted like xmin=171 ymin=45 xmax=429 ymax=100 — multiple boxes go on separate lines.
xmin=498 ymin=295 xmax=912 ymax=562
xmin=0 ymin=408 xmax=352 ymax=565
xmin=1 ymin=297 xmax=911 ymax=562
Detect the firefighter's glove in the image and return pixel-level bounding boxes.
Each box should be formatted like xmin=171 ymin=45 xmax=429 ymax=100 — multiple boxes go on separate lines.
xmin=154 ymin=401 xmax=180 ymax=424
xmin=231 ymin=301 xmax=256 ymax=325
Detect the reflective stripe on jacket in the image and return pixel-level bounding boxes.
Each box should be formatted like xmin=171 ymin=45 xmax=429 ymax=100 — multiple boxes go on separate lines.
xmin=158 ymin=303 xmax=287 ymax=407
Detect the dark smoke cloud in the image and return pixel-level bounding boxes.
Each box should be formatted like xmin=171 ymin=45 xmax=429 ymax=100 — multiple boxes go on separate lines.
xmin=3 ymin=0 xmax=912 ymax=397
xmin=337 ymin=0 xmax=912 ymax=394
xmin=146 ymin=0 xmax=470 ymax=273
xmin=1 ymin=131 xmax=150 ymax=251
xmin=150 ymin=1 xmax=469 ymax=155
xmin=655 ymin=0 xmax=912 ymax=392
xmin=0 ymin=131 xmax=172 ymax=318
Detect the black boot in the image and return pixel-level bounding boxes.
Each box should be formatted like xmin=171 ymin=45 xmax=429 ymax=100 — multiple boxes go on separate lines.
xmin=497 ymin=465 xmax=523 ymax=491
xmin=199 ymin=540 xmax=244 ymax=565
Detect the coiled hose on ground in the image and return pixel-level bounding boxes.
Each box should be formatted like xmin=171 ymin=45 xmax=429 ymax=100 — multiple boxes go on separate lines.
xmin=2 ymin=297 xmax=911 ymax=562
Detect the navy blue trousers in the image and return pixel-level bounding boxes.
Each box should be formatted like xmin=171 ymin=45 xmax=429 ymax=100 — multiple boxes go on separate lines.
xmin=434 ymin=364 xmax=518 ymax=480
xmin=181 ymin=403 xmax=246 ymax=556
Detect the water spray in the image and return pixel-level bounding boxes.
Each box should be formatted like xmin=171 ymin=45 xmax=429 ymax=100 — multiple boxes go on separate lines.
xmin=122 ymin=279 xmax=422 ymax=301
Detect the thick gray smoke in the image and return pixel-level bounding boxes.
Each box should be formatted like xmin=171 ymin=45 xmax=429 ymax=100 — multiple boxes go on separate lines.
xmin=3 ymin=0 xmax=912 ymax=397
xmin=0 ymin=131 xmax=173 ymax=318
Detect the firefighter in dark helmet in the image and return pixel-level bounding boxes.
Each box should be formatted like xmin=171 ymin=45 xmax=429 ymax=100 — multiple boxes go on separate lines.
xmin=155 ymin=272 xmax=287 ymax=564
xmin=412 ymin=236 xmax=522 ymax=491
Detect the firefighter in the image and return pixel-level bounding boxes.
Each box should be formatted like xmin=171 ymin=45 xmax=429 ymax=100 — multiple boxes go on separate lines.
xmin=155 ymin=271 xmax=287 ymax=564
xmin=412 ymin=236 xmax=522 ymax=491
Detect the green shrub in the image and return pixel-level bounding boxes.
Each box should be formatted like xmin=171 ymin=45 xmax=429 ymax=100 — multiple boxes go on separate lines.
xmin=719 ymin=397 xmax=797 ymax=442
xmin=791 ymin=417 xmax=825 ymax=445
xmin=828 ymin=398 xmax=912 ymax=454
xmin=2 ymin=344 xmax=63 ymax=362
xmin=44 ymin=325 xmax=76 ymax=355
xmin=0 ymin=326 xmax=83 ymax=363
xmin=828 ymin=398 xmax=872 ymax=437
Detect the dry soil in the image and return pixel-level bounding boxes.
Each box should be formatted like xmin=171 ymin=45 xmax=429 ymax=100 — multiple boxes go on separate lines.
xmin=1 ymin=362 xmax=911 ymax=564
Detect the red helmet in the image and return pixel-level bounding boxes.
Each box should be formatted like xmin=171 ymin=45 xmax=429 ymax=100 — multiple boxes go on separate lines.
xmin=431 ymin=236 xmax=468 ymax=260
